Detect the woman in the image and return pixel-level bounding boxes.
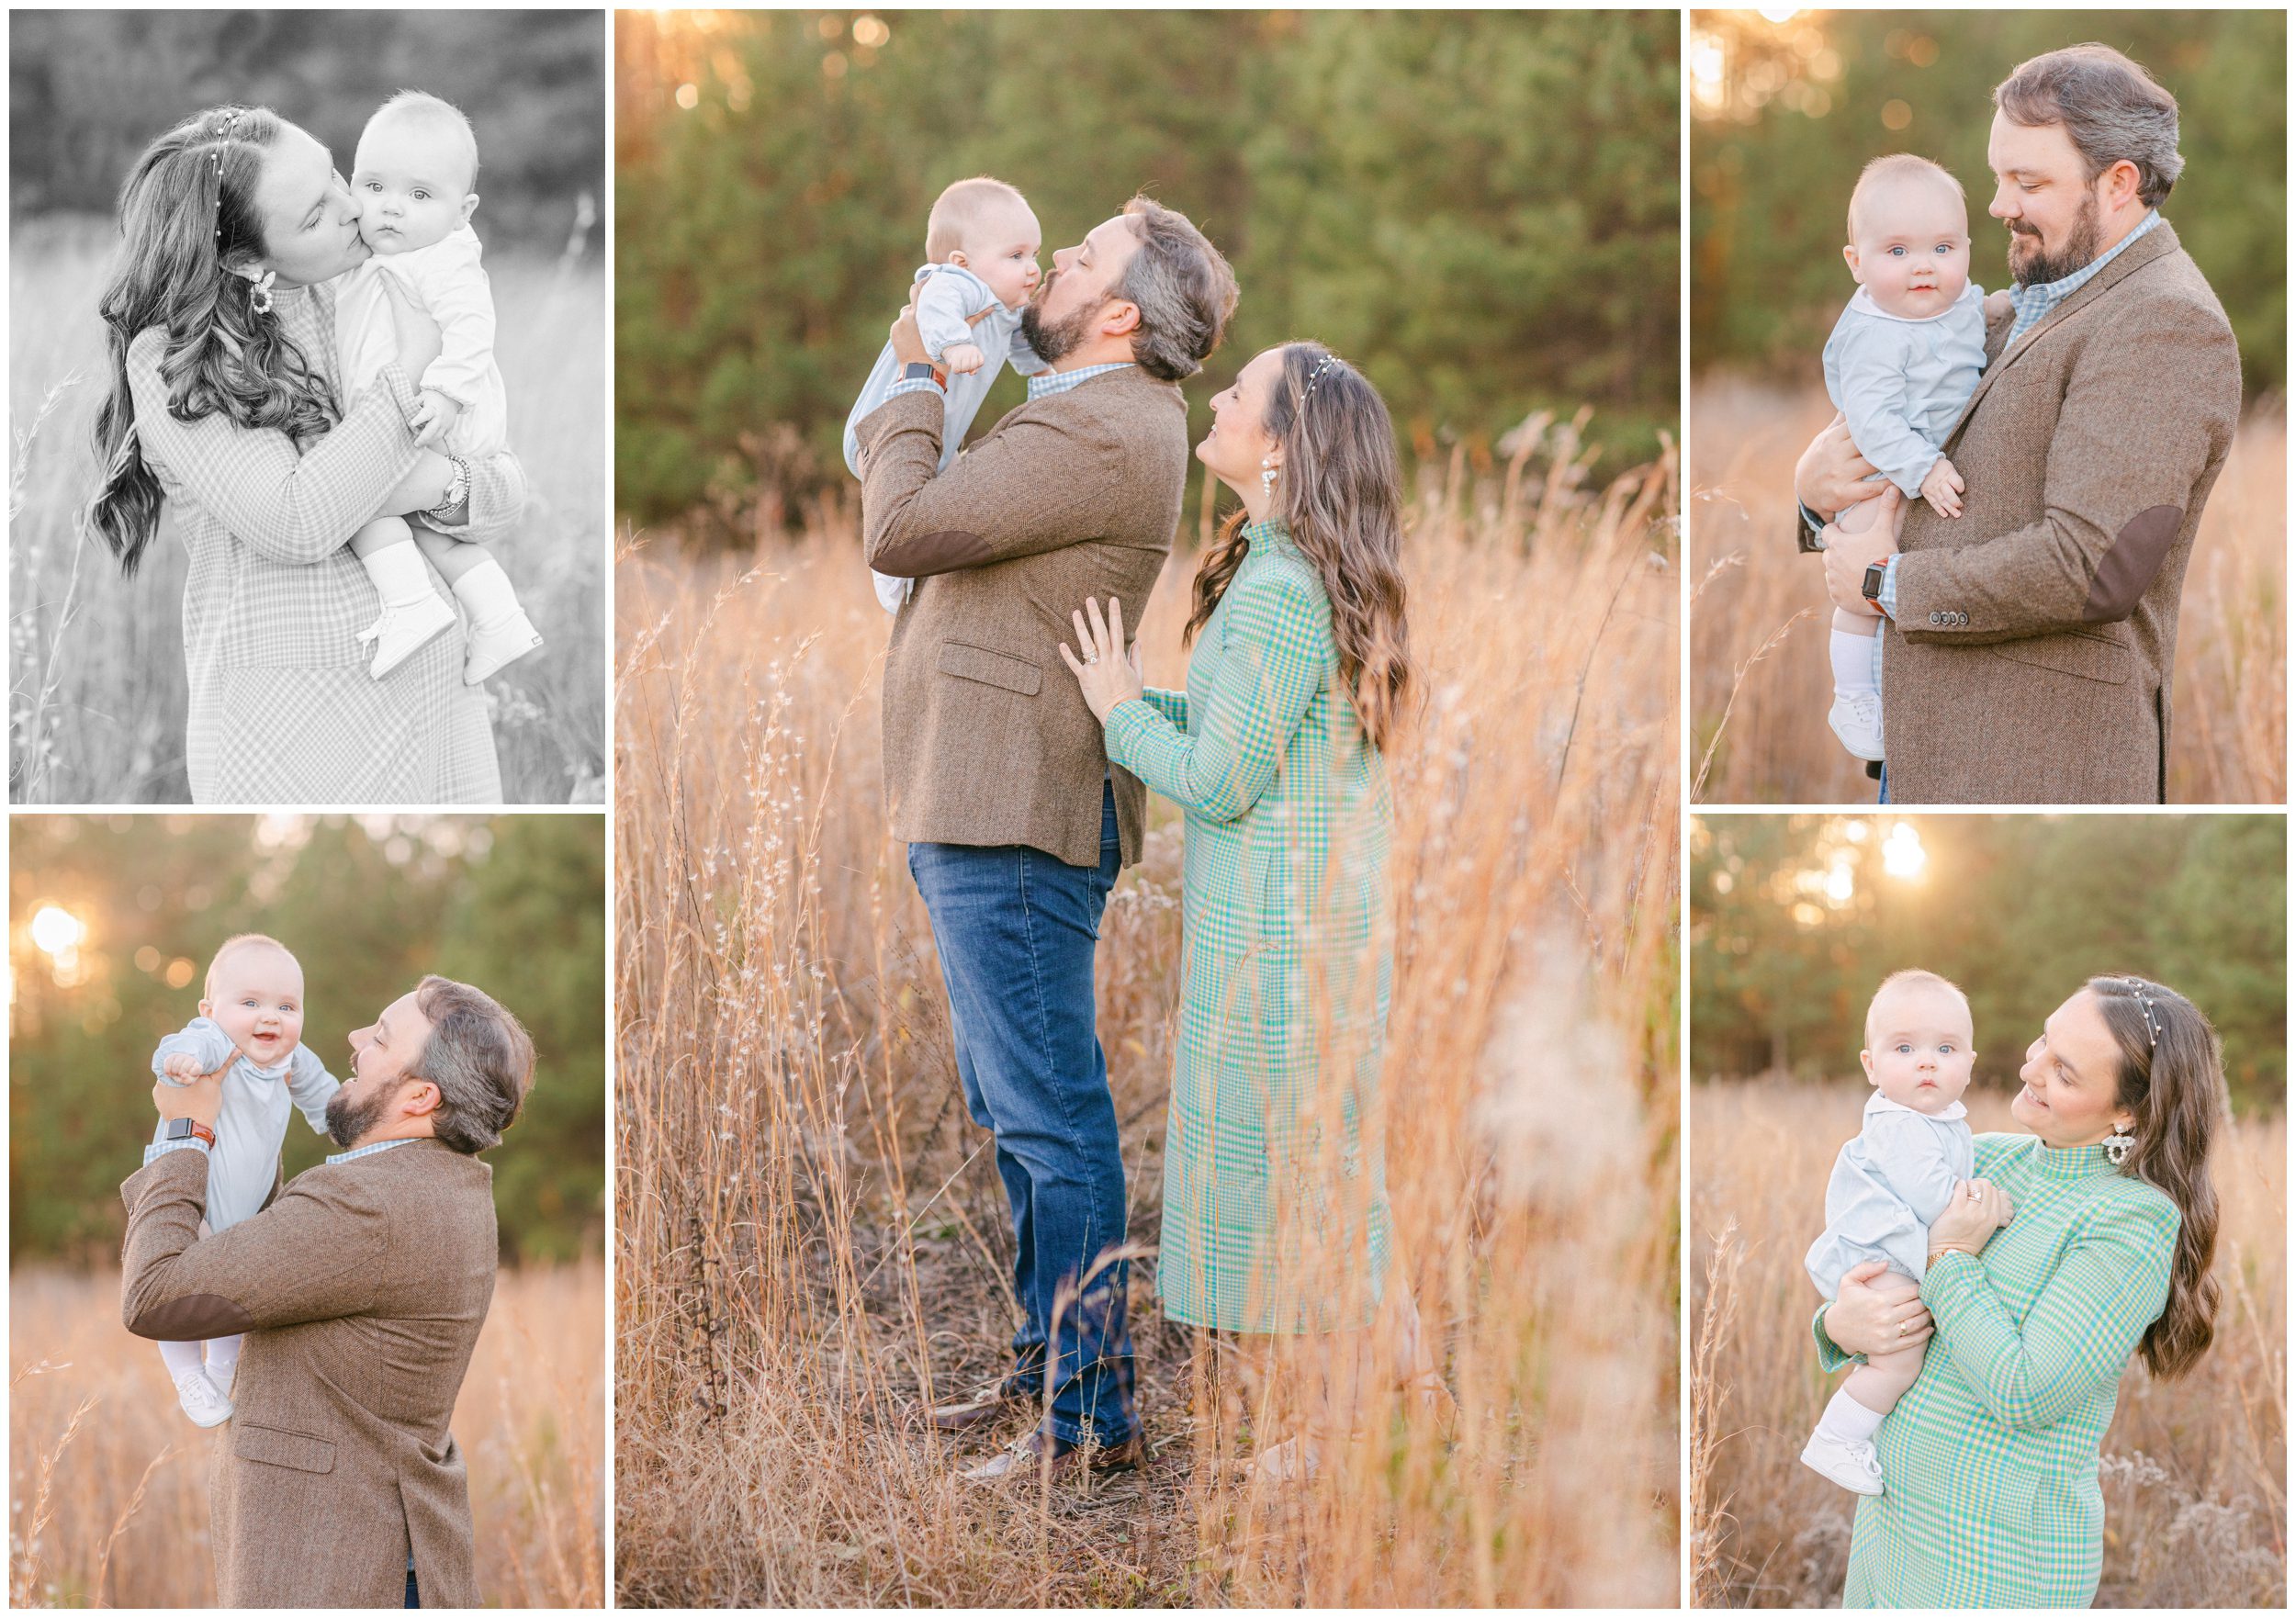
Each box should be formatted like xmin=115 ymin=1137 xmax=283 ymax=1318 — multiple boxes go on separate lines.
xmin=1064 ymin=341 xmax=1442 ymax=1473
xmin=1814 ymin=974 xmax=2224 ymax=1607
xmin=89 ymin=105 xmax=527 ymax=803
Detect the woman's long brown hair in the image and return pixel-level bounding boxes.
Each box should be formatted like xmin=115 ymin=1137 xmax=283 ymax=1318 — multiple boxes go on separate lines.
xmin=2088 ymin=974 xmax=2223 ymax=1378
xmin=88 ymin=105 xmax=340 ymax=573
xmin=1184 ymin=343 xmax=1417 ymax=751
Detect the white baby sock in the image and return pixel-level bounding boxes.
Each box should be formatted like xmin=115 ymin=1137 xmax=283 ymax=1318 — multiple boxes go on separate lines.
xmin=449 ymin=557 xmax=523 ymax=629
xmin=360 ymin=540 xmax=438 ymax=610
xmin=158 ymin=1337 xmax=205 ymax=1381
xmin=204 ymin=1333 xmax=243 ymax=1396
xmin=1816 ymin=1384 xmax=1886 ymax=1445
xmin=1829 ymin=626 xmax=1880 ymax=698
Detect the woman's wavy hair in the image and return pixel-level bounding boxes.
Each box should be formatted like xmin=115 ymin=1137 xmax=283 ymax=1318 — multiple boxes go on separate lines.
xmin=2088 ymin=973 xmax=2224 ymax=1378
xmin=1185 ymin=343 xmax=1418 ymax=751
xmin=88 ymin=105 xmax=340 ymax=573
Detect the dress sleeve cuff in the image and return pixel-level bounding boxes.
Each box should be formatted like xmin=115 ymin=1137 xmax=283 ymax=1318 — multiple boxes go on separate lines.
xmin=1811 ymin=1301 xmax=1858 ymax=1373
xmin=1101 ymin=696 xmax=1160 ymax=770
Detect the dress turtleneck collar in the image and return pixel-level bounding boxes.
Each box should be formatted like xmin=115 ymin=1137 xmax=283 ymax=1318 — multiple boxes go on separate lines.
xmin=2017 ymin=1132 xmax=2123 ymax=1181
xmin=1241 ymin=516 xmax=1296 ymax=555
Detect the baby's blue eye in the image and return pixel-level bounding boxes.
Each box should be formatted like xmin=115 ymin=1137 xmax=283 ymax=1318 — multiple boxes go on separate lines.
xmin=1886 ymin=246 xmax=1907 ymax=257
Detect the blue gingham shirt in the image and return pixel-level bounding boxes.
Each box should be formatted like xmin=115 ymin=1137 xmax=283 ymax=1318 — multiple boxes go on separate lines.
xmin=144 ymin=1133 xmax=420 ymax=1167
xmin=1873 ymin=211 xmax=2165 ymax=633
xmin=886 ymin=358 xmax=1133 ymax=406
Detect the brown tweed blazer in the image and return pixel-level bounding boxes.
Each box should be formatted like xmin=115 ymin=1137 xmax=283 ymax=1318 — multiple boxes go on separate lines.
xmin=855 ymin=366 xmax=1189 ymax=869
xmin=1878 ymin=220 xmax=2241 ymax=803
xmin=120 ymin=1139 xmax=497 ymax=1608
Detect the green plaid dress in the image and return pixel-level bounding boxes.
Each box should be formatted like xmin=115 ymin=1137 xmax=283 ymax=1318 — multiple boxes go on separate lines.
xmin=1102 ymin=521 xmax=1393 ymax=1334
xmin=1813 ymin=1132 xmax=2182 ymax=1607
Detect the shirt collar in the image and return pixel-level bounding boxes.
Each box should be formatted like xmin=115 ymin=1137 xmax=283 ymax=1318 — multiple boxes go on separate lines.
xmin=1027 ymin=361 xmax=1133 ymax=401
xmin=326 ymin=1137 xmax=420 ymax=1165
xmin=2006 ymin=208 xmax=2163 ymax=342
xmin=1865 ymin=1091 xmax=1968 ymax=1122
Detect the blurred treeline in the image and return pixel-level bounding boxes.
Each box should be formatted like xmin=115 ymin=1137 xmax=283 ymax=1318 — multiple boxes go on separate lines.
xmin=1690 ymin=815 xmax=2285 ymax=1115
xmin=1691 ymin=10 xmax=2286 ymax=393
xmin=9 ymin=9 xmax=603 ymax=251
xmin=615 ymin=8 xmax=1679 ymax=535
xmin=10 ymin=815 xmax=605 ymax=1264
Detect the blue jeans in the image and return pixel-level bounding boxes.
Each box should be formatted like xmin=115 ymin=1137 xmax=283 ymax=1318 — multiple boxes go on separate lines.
xmin=1877 ymin=761 xmax=1890 ymax=804
xmin=906 ymin=781 xmax=1135 ymax=1447
xmin=405 ymin=1569 xmax=419 ymax=1608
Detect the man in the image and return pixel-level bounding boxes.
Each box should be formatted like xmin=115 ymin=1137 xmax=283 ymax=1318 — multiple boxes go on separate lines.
xmin=121 ymin=976 xmax=535 ymax=1608
xmin=1806 ymin=44 xmax=2240 ymax=803
xmin=851 ymin=197 xmax=1236 ymax=1482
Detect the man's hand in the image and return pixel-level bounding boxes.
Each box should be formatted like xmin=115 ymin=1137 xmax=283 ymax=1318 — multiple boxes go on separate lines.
xmin=152 ymin=1066 xmax=227 ymax=1129
xmin=1795 ymin=414 xmax=1881 ymax=518
xmin=1919 ymin=455 xmax=1965 ymax=518
xmin=889 ymin=301 xmax=929 ymax=367
xmin=940 ymin=342 xmax=985 ymax=376
xmin=1819 ymin=488 xmax=1901 ymax=614
xmin=410 ymin=388 xmax=463 ymax=449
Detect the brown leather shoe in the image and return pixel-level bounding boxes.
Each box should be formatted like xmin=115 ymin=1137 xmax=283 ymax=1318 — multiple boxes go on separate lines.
xmin=959 ymin=1427 xmax=1143 ymax=1484
xmin=925 ymin=1379 xmax=1038 ymax=1433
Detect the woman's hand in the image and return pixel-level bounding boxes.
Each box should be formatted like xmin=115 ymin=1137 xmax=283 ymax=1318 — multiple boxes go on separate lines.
xmin=1824 ymin=1260 xmax=1934 ymax=1355
xmin=1795 ymin=413 xmax=1880 ymax=517
xmin=377 ymin=449 xmax=456 ymax=520
xmin=1928 ymin=1177 xmax=2015 ymax=1260
xmin=380 ymin=272 xmax=444 ymax=383
xmin=1058 ymin=596 xmax=1145 ymax=723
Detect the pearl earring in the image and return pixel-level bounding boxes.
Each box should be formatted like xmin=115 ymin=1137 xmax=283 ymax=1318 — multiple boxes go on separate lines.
xmin=1259 ymin=458 xmax=1277 ymax=494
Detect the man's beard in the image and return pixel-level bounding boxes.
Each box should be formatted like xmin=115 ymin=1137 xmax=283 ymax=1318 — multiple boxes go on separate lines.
xmin=1019 ymin=273 xmax=1105 ymax=365
xmin=2007 ymin=189 xmax=2103 ymax=287
xmin=324 ymin=1083 xmax=393 ymax=1150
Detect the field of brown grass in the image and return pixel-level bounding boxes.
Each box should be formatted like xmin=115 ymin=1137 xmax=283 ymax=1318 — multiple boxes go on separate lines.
xmin=7 ymin=1261 xmax=604 ymax=1608
xmin=613 ymin=426 xmax=1682 ymax=1606
xmin=1689 ymin=1077 xmax=2286 ymax=1608
xmin=8 ymin=215 xmax=605 ymax=804
xmin=1689 ymin=377 xmax=2287 ymax=804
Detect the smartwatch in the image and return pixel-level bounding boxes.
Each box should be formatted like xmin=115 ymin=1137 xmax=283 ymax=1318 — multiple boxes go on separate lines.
xmin=163 ymin=1117 xmax=217 ymax=1149
xmin=903 ymin=361 xmax=945 ymax=388
xmin=1861 ymin=561 xmax=1887 ymax=607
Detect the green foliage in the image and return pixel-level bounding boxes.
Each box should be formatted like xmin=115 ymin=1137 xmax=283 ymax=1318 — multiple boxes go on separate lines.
xmin=9 ymin=815 xmax=604 ymax=1263
xmin=10 ymin=9 xmax=604 ymax=249
xmin=1690 ymin=815 xmax=2285 ymax=1116
xmin=614 ymin=10 xmax=1679 ymax=533
xmin=1691 ymin=11 xmax=2286 ymax=392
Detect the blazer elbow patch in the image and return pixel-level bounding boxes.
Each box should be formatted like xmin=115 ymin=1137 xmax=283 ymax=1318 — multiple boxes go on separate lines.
xmin=129 ymin=1291 xmax=256 ymax=1340
xmin=876 ymin=528 xmax=991 ymax=576
xmin=2084 ymin=504 xmax=2182 ymax=621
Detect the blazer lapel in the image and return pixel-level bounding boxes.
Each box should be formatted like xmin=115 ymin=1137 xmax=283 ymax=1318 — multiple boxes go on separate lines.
xmin=1942 ymin=220 xmax=2183 ymax=444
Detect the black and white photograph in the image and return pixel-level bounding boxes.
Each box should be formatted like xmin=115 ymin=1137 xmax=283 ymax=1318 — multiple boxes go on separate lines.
xmin=9 ymin=10 xmax=606 ymax=805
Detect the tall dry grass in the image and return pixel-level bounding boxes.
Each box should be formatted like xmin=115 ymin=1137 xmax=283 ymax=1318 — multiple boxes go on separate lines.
xmin=7 ymin=1260 xmax=605 ymax=1608
xmin=614 ymin=423 xmax=1682 ymax=1606
xmin=1689 ymin=376 xmax=2287 ymax=804
xmin=1689 ymin=1077 xmax=2287 ymax=1608
xmin=8 ymin=214 xmax=606 ymax=804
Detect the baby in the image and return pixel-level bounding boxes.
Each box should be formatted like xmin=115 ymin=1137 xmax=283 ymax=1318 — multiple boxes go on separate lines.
xmin=842 ymin=175 xmax=1046 ymax=613
xmin=147 ymin=934 xmax=339 ymax=1427
xmin=1818 ymin=154 xmax=2001 ymax=764
xmin=336 ymin=90 xmax=542 ymax=684
xmin=1799 ymin=968 xmax=1978 ymax=1496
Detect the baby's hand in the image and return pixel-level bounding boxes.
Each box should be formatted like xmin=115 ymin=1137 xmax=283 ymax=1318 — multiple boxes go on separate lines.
xmin=410 ymin=389 xmax=463 ymax=449
xmin=1919 ymin=456 xmax=1965 ymax=519
xmin=1983 ymin=289 xmax=2015 ymax=322
xmin=940 ymin=343 xmax=985 ymax=376
xmin=161 ymin=1051 xmax=205 ymax=1082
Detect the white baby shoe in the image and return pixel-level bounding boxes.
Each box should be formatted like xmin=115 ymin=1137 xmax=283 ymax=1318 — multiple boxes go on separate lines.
xmin=358 ymin=593 xmax=457 ymax=680
xmin=1828 ymin=691 xmax=1885 ymax=762
xmin=462 ymin=608 xmax=545 ymax=686
xmin=1800 ymin=1430 xmax=1885 ymax=1496
xmin=205 ymin=1358 xmax=236 ymax=1400
xmin=172 ymin=1367 xmax=234 ymax=1429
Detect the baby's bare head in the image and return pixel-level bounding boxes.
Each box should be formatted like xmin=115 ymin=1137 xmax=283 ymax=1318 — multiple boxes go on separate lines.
xmin=204 ymin=933 xmax=301 ymax=1003
xmin=1847 ymin=153 xmax=1966 ymax=248
xmin=1864 ymin=968 xmax=1975 ymax=1051
xmin=926 ymin=175 xmax=1034 ymax=264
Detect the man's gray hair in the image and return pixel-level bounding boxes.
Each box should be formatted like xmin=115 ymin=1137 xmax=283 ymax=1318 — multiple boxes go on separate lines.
xmin=411 ymin=974 xmax=534 ymax=1155
xmin=1995 ymin=44 xmax=2183 ymax=208
xmin=1115 ymin=197 xmax=1238 ymax=382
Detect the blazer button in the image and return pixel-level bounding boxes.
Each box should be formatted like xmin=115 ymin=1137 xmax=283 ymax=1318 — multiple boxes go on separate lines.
xmin=1957 ymin=612 xmax=1969 ymax=625
xmin=1930 ymin=612 xmax=1942 ymax=625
